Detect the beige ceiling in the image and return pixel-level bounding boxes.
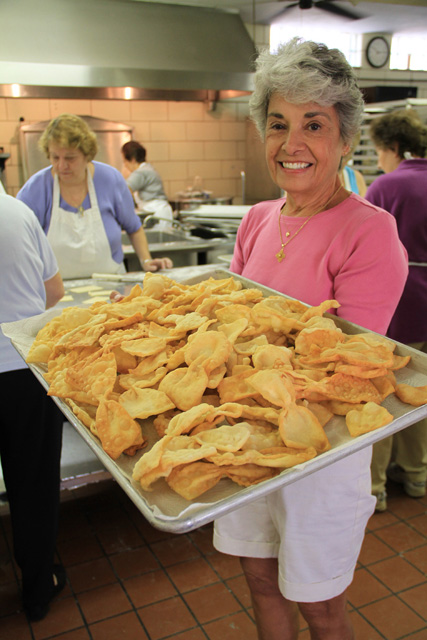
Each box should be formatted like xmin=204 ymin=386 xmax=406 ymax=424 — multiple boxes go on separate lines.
xmin=132 ymin=0 xmax=427 ymax=34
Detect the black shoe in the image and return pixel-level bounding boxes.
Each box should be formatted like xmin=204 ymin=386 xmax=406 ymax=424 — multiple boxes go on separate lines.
xmin=25 ymin=564 xmax=67 ymax=622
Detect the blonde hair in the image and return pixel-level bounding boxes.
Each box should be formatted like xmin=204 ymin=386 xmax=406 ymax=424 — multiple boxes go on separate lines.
xmin=39 ymin=114 xmax=98 ymax=161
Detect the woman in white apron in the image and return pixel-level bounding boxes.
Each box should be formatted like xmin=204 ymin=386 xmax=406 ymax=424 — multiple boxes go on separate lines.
xmin=16 ymin=114 xmax=173 ymax=280
xmin=121 ymin=141 xmax=174 ymax=229
xmin=49 ymin=167 xmax=126 ymax=279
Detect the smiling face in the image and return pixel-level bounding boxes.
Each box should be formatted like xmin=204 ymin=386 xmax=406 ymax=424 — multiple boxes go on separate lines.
xmin=265 ymin=94 xmax=350 ymax=205
xmin=48 ymin=143 xmax=89 ymax=185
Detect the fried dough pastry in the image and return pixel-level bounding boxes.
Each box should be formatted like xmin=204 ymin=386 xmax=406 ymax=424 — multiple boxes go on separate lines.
xmin=119 ymin=387 xmax=175 ymax=419
xmin=279 ymin=403 xmax=330 ymax=453
xmin=96 ymin=398 xmax=146 ymax=460
xmin=166 ymin=462 xmax=225 ymax=500
xmin=395 ymin=383 xmax=427 ymax=407
xmin=26 ymin=274 xmax=425 ymax=500
xmin=345 ymin=402 xmax=394 ymax=437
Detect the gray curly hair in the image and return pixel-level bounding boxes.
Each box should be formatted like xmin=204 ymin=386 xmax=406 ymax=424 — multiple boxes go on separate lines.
xmin=250 ymin=38 xmax=364 ymax=144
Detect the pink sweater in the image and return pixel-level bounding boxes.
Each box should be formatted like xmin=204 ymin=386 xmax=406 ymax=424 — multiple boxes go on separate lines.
xmin=230 ymin=194 xmax=408 ymax=335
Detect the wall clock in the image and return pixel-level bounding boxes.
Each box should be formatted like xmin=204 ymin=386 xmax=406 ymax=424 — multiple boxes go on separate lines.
xmin=366 ymin=36 xmax=390 ymax=68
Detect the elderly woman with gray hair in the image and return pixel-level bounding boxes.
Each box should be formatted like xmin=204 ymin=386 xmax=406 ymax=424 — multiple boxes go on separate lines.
xmin=213 ymin=39 xmax=408 ymax=639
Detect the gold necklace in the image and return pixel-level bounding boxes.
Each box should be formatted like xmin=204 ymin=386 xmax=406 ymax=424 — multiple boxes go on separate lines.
xmin=275 ymin=184 xmax=343 ymax=263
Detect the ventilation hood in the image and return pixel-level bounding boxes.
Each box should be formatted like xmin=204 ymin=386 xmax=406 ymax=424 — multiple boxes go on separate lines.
xmin=0 ymin=0 xmax=256 ymax=100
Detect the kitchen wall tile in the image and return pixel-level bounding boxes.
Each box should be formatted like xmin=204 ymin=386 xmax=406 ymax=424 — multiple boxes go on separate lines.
xmin=237 ymin=140 xmax=246 ymax=159
xmin=3 ymin=164 xmax=21 ymax=190
xmin=168 ymin=101 xmax=205 ymax=121
xmin=206 ymin=177 xmax=238 ymax=198
xmin=188 ymin=160 xmax=222 ymax=180
xmin=150 ymin=121 xmax=186 ymax=141
xmin=1 ymin=96 xmax=249 ymax=201
xmin=204 ymin=140 xmax=237 ymax=160
xmin=131 ymin=122 xmax=151 ymax=142
xmin=186 ymin=121 xmax=221 ymax=141
xmin=131 ymin=101 xmax=168 ymax=121
xmin=170 ymin=141 xmax=204 ymax=161
xmin=0 ymin=121 xmax=24 ymax=146
xmin=50 ymin=99 xmax=93 ymax=117
xmin=144 ymin=141 xmax=169 ymax=162
xmin=220 ymin=121 xmax=246 ymax=140
xmin=154 ymin=160 xmax=188 ymax=181
xmin=0 ymin=99 xmax=7 ymax=120
xmin=237 ymin=103 xmax=250 ymax=121
xmin=221 ymin=159 xmax=246 ymax=179
xmin=90 ymin=100 xmax=131 ymax=122
xmin=6 ymin=98 xmax=51 ymax=123
xmin=0 ymin=142 xmax=18 ymax=166
xmin=169 ymin=178 xmax=191 ymax=196
xmin=205 ymin=102 xmax=238 ymax=122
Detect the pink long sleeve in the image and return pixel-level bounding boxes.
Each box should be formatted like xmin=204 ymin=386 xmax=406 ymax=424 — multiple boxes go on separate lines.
xmin=230 ymin=194 xmax=408 ymax=335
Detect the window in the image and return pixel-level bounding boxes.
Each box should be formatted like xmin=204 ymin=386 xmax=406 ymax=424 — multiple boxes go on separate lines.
xmin=390 ymin=34 xmax=427 ymax=71
xmin=270 ymin=24 xmax=362 ymax=67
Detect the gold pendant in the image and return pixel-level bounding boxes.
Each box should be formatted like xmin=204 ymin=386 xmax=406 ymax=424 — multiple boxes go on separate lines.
xmin=276 ymin=248 xmax=285 ymax=263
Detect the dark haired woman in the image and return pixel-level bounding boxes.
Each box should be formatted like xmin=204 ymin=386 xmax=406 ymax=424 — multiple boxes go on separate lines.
xmin=17 ymin=114 xmax=172 ymax=277
xmin=121 ymin=140 xmax=174 ymax=226
xmin=366 ymin=109 xmax=427 ymax=512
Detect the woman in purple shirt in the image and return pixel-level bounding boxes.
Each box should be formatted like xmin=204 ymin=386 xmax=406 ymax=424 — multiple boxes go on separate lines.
xmin=17 ymin=114 xmax=173 ymax=279
xmin=214 ymin=38 xmax=407 ymax=640
xmin=366 ymin=109 xmax=427 ymax=511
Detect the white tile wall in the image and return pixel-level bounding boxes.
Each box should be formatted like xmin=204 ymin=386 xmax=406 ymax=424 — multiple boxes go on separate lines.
xmin=0 ymin=97 xmax=249 ymax=203
xmin=1 ymin=58 xmax=426 ymax=202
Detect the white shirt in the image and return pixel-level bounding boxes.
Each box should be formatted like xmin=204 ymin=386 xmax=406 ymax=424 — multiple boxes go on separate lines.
xmin=0 ymin=195 xmax=59 ymax=372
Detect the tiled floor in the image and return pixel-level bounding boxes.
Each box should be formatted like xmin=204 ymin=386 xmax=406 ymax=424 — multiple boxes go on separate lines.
xmin=0 ymin=476 xmax=426 ymax=640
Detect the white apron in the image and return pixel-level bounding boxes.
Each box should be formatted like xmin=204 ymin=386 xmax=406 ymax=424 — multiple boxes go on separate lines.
xmin=133 ymin=193 xmax=173 ymax=229
xmin=48 ymin=170 xmax=125 ymax=279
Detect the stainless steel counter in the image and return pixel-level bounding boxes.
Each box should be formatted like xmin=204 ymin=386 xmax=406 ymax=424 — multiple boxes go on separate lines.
xmin=122 ymin=227 xmax=236 ymax=269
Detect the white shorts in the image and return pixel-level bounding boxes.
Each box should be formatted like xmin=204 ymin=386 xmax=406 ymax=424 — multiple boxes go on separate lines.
xmin=213 ymin=447 xmax=375 ymax=603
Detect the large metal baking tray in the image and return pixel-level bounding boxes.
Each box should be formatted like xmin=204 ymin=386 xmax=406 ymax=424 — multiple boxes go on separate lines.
xmin=2 ymin=268 xmax=427 ymax=533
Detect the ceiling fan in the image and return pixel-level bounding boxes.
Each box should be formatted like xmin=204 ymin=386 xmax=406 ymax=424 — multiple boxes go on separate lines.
xmin=270 ymin=0 xmax=364 ymax=22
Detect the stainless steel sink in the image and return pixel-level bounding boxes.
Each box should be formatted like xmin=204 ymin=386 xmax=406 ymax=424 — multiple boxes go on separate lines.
xmin=144 ymin=229 xmax=196 ymax=243
xmin=122 ymin=227 xmax=235 ymax=269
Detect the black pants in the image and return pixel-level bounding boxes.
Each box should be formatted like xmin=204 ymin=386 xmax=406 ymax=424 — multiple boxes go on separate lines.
xmin=0 ymin=368 xmax=63 ymax=609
